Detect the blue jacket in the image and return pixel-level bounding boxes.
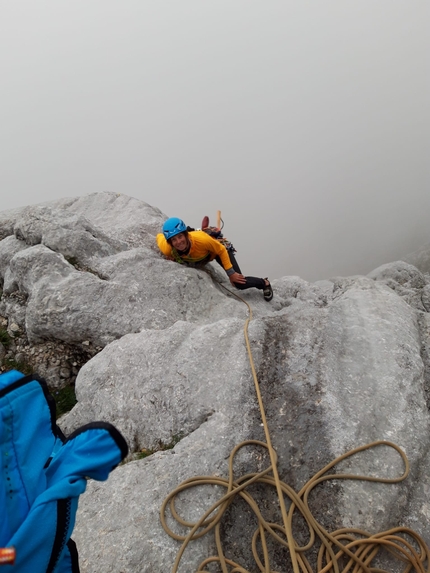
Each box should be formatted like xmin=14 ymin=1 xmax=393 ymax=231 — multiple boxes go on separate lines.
xmin=0 ymin=370 xmax=128 ymax=572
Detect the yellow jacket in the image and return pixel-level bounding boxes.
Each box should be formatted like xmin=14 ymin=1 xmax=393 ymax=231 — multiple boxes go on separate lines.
xmin=156 ymin=231 xmax=234 ymax=274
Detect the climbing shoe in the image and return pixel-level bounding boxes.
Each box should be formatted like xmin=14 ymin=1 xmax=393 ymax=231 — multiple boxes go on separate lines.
xmin=263 ymin=279 xmax=273 ymax=302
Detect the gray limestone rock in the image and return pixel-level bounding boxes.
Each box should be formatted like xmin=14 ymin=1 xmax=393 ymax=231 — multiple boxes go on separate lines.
xmin=321 ymin=278 xmax=428 ymax=531
xmin=368 ymin=260 xmax=427 ymax=289
xmin=46 ymin=191 xmax=166 ymax=249
xmin=60 ymin=318 xmax=258 ymax=450
xmin=0 ymin=206 xmax=27 ymax=240
xmin=0 ymin=235 xmax=28 ymax=281
xmin=0 ymin=297 xmax=26 ymax=331
xmin=422 ymin=284 xmax=430 ymax=313
xmin=13 ymin=205 xmax=129 ymax=265
xmin=401 ymin=241 xmax=430 ymax=275
xmin=67 ymin=273 xmax=430 ymax=572
xmin=368 ymin=260 xmax=429 ymax=311
xmin=1 ymin=193 xmax=430 ymax=572
xmin=2 ymin=242 xmax=244 ymax=346
xmin=271 ymin=275 xmax=331 ymax=309
xmin=73 ymin=412 xmax=246 ymax=573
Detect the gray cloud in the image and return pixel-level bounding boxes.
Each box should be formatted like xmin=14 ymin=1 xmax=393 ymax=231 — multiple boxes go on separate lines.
xmin=1 ymin=1 xmax=429 ymax=281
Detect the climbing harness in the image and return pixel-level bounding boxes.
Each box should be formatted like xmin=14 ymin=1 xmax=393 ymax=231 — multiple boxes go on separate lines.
xmin=202 ymin=228 xmax=236 ymax=254
xmin=170 ymin=248 xmax=212 ymax=267
xmin=160 ymin=225 xmax=430 ymax=573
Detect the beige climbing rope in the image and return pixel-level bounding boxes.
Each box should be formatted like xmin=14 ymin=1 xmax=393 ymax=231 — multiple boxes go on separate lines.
xmin=161 ymin=275 xmax=430 ymax=573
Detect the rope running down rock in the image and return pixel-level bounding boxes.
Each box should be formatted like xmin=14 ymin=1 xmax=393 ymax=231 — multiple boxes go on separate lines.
xmin=161 ymin=277 xmax=430 ymax=573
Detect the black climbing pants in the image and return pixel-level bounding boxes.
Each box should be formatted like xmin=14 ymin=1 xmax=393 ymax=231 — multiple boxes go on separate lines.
xmin=215 ymin=251 xmax=266 ymax=291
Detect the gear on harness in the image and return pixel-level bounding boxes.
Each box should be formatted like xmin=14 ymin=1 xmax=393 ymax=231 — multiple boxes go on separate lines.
xmin=170 ymin=248 xmax=211 ymax=267
xmin=200 ymin=215 xmax=236 ymax=254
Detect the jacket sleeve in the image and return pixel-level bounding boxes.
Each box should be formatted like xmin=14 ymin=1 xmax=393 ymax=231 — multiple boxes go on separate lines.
xmin=198 ymin=233 xmax=234 ymax=274
xmin=156 ymin=233 xmax=173 ymax=258
xmin=0 ymin=371 xmax=128 ymax=573
xmin=7 ymin=422 xmax=128 ymax=573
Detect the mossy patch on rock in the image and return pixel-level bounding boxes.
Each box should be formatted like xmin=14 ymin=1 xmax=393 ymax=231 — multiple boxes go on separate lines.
xmin=53 ymin=385 xmax=77 ymax=419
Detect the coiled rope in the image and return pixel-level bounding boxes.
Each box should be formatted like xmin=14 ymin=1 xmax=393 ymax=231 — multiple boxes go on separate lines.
xmin=161 ymin=279 xmax=430 ymax=572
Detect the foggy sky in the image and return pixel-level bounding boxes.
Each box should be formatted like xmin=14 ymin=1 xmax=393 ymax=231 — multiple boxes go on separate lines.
xmin=1 ymin=1 xmax=429 ymax=281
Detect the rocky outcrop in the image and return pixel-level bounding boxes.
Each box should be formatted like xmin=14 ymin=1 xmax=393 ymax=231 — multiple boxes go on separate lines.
xmin=0 ymin=193 xmax=168 ymax=383
xmin=402 ymin=241 xmax=430 ymax=276
xmin=1 ymin=192 xmax=430 ymax=572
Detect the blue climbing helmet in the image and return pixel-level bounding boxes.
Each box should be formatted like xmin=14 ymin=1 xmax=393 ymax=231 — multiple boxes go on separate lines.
xmin=162 ymin=217 xmax=187 ymax=240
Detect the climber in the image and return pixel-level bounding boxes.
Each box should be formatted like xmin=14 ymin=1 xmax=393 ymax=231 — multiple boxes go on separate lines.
xmin=156 ymin=217 xmax=273 ymax=301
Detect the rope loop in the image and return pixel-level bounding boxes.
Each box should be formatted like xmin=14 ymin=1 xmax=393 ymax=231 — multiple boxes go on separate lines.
xmin=161 ymin=439 xmax=428 ymax=572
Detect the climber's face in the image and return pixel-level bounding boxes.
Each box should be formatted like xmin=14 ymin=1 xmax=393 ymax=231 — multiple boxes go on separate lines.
xmin=171 ymin=232 xmax=189 ymax=251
